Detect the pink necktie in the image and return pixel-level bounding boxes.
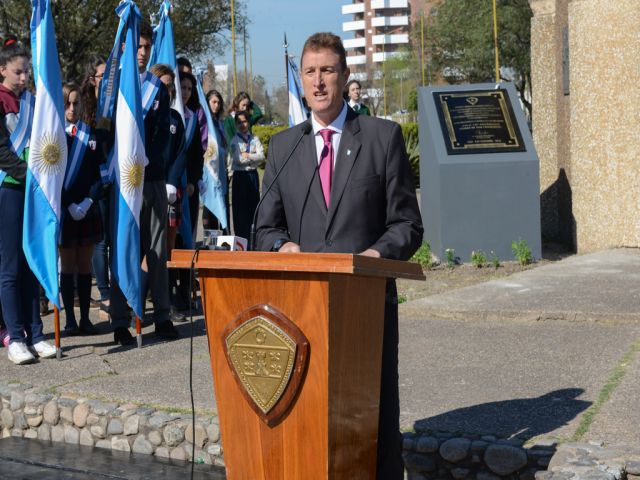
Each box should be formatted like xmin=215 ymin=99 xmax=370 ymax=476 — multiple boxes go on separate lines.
xmin=319 ymin=129 xmax=334 ymax=208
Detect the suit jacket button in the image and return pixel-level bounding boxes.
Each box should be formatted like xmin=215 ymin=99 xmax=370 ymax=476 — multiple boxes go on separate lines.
xmin=326 ymin=240 xmax=332 ymax=246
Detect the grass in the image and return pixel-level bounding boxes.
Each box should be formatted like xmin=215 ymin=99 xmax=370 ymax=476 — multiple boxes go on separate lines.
xmin=570 ymin=336 xmax=640 ymax=441
xmin=411 ymin=242 xmax=432 ymax=269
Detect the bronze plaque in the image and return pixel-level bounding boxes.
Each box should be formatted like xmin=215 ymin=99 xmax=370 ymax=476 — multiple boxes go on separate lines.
xmin=433 ymin=89 xmax=526 ymax=155
xmin=222 ymin=304 xmax=309 ymax=427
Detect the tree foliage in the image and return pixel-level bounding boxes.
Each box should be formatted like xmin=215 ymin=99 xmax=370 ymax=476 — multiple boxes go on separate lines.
xmin=0 ymin=0 xmax=241 ymax=82
xmin=426 ymin=0 xmax=532 ymax=116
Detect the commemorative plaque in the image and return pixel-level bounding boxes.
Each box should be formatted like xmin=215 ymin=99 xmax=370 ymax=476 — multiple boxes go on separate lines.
xmin=433 ymin=89 xmax=526 ymax=155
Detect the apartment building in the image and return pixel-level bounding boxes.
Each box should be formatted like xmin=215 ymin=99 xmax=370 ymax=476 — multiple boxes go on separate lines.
xmin=341 ymin=0 xmax=433 ymax=78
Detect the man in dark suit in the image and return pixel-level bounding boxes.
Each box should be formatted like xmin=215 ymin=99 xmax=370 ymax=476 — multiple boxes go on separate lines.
xmin=256 ymin=32 xmax=423 ymax=479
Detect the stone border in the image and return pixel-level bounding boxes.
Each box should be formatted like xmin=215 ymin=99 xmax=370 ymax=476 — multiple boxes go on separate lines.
xmin=403 ymin=431 xmax=556 ymax=480
xmin=0 ymin=383 xmax=224 ymax=468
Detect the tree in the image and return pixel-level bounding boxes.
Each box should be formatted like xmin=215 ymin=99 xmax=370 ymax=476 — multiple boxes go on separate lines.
xmin=426 ymin=0 xmax=532 ymax=117
xmin=0 ymin=0 xmax=242 ymax=82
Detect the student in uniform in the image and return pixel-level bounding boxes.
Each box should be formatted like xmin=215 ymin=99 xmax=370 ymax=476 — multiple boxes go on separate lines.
xmin=59 ymin=83 xmax=103 ymax=336
xmin=0 ymin=39 xmax=57 ymax=364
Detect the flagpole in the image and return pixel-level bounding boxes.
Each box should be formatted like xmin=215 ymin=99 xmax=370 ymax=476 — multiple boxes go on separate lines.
xmin=230 ymin=0 xmax=237 ymax=97
xmin=284 ymin=33 xmax=289 ymax=89
xmin=420 ymin=11 xmax=425 ymax=86
xmin=492 ymin=0 xmax=500 ymax=82
xmin=136 ymin=316 xmax=142 ymax=348
xmin=249 ymin=42 xmax=254 ymax=99
xmin=243 ymin=24 xmax=248 ymax=92
xmin=53 ymin=306 xmax=61 ymax=360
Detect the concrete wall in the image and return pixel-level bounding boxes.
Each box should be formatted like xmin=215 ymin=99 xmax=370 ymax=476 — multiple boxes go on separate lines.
xmin=529 ymin=0 xmax=640 ymax=252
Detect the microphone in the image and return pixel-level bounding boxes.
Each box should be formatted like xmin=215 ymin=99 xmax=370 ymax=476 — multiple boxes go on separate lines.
xmin=248 ymin=121 xmax=312 ymax=251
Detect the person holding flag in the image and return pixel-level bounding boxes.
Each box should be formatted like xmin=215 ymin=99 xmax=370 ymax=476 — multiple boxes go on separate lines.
xmin=107 ymin=13 xmax=179 ymax=345
xmin=0 ymin=37 xmax=57 ymax=364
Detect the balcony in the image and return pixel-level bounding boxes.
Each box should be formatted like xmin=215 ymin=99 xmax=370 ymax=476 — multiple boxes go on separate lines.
xmin=371 ymin=33 xmax=409 ymax=45
xmin=372 ymin=51 xmax=404 ymax=62
xmin=346 ymin=55 xmax=367 ymax=66
xmin=342 ymin=20 xmax=366 ymax=32
xmin=342 ymin=2 xmax=365 ymax=14
xmin=371 ymin=15 xmax=409 ymax=27
xmin=371 ymin=0 xmax=408 ymax=9
xmin=343 ymin=37 xmax=367 ymax=49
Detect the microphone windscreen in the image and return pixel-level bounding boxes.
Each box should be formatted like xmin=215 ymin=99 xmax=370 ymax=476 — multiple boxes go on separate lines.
xmin=300 ymin=122 xmax=312 ymax=135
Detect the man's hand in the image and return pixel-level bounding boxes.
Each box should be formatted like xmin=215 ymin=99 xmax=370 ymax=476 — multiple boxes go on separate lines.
xmin=166 ymin=184 xmax=177 ymax=204
xmin=359 ymin=248 xmax=381 ymax=258
xmin=278 ymin=242 xmax=301 ymax=253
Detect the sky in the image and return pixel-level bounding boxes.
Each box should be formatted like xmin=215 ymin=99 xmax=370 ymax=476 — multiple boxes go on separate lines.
xmin=219 ymin=0 xmax=348 ymax=91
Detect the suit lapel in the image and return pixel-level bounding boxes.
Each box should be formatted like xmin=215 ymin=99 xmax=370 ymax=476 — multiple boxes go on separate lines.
xmin=326 ymin=111 xmax=361 ymax=229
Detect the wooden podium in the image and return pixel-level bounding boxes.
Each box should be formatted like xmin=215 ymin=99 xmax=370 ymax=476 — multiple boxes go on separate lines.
xmin=169 ymin=251 xmax=424 ymax=480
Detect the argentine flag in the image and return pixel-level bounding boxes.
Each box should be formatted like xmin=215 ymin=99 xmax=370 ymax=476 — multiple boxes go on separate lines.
xmin=196 ymin=72 xmax=228 ymax=230
xmin=148 ymin=0 xmax=184 ymax=121
xmin=148 ymin=0 xmax=193 ymax=246
xmin=111 ymin=1 xmax=148 ymax=318
xmin=287 ymin=56 xmax=308 ymax=127
xmin=23 ymin=0 xmax=68 ymax=309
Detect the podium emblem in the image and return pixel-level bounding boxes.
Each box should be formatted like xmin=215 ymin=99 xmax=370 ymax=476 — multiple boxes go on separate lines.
xmin=223 ymin=305 xmax=309 ymax=426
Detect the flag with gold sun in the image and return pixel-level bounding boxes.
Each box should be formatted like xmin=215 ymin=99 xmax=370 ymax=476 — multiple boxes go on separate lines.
xmin=23 ymin=0 xmax=68 ymax=309
xmin=111 ymin=0 xmax=148 ymax=318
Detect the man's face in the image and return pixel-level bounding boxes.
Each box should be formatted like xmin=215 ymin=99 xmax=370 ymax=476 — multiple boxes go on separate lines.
xmin=348 ymin=82 xmax=361 ymax=102
xmin=301 ymin=48 xmax=349 ymax=126
xmin=137 ymin=36 xmax=152 ymax=71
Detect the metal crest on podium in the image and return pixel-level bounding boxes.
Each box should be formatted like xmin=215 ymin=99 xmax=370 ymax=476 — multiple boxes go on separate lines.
xmin=222 ymin=304 xmax=309 ymax=426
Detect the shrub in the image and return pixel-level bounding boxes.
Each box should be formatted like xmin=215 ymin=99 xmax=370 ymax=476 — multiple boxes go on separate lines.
xmin=445 ymin=248 xmax=456 ymax=268
xmin=470 ymin=250 xmax=487 ymax=268
xmin=253 ymin=125 xmax=288 ymax=158
xmin=411 ymin=242 xmax=432 ymax=269
xmin=512 ymin=239 xmax=533 ymax=265
xmin=490 ymin=251 xmax=501 ymax=269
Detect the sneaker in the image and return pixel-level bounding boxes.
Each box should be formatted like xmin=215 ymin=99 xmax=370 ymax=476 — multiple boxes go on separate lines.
xmin=8 ymin=342 xmax=36 ymax=364
xmin=31 ymin=341 xmax=57 ymax=359
xmin=155 ymin=321 xmax=179 ymax=339
xmin=113 ymin=327 xmax=135 ymax=346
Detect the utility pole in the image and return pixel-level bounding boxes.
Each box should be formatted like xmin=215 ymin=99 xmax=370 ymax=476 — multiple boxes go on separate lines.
xmin=492 ymin=0 xmax=500 ymax=82
xmin=230 ymin=0 xmax=237 ymax=97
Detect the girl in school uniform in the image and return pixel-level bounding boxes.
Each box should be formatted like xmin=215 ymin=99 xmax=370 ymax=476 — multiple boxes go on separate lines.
xmin=0 ymin=39 xmax=56 ymax=364
xmin=59 ymin=83 xmax=104 ymax=336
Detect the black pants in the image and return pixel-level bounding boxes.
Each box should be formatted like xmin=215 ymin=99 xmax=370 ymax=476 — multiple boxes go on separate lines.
xmin=231 ymin=170 xmax=259 ymax=240
xmin=377 ymin=280 xmax=404 ymax=479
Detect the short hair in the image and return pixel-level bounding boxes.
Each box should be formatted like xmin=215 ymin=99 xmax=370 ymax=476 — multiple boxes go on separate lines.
xmin=301 ymin=32 xmax=347 ymax=72
xmin=235 ymin=110 xmax=250 ymax=125
xmin=346 ymin=79 xmax=361 ymax=90
xmin=177 ymin=57 xmax=192 ymax=73
xmin=139 ymin=20 xmax=153 ymax=42
xmin=149 ymin=63 xmax=174 ymax=80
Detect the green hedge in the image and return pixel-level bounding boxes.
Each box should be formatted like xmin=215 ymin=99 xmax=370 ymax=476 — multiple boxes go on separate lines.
xmin=253 ymin=122 xmax=421 ymax=187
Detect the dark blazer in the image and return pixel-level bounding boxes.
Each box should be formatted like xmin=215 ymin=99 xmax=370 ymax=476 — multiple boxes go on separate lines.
xmin=256 ymin=108 xmax=423 ymax=260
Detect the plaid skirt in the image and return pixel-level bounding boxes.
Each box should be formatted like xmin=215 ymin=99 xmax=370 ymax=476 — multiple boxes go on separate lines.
xmin=60 ymin=203 xmax=103 ymax=248
xmin=168 ymin=188 xmax=183 ymax=228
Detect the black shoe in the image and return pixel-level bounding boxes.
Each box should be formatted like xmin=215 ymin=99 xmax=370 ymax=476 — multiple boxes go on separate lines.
xmin=63 ymin=325 xmax=80 ymax=337
xmin=40 ymin=299 xmax=50 ymax=316
xmin=169 ymin=307 xmax=186 ymax=323
xmin=155 ymin=321 xmax=179 ymax=339
xmin=114 ymin=327 xmax=135 ymax=346
xmin=79 ymin=321 xmax=100 ymax=336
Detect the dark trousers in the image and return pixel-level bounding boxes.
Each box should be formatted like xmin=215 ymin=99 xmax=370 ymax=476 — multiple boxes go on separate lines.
xmin=377 ymin=280 xmax=404 ymax=479
xmin=0 ymin=187 xmax=44 ymax=345
xmin=91 ymin=195 xmax=110 ymax=301
xmin=231 ymin=170 xmax=259 ymax=240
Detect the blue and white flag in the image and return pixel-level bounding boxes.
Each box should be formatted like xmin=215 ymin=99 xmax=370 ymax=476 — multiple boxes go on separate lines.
xmin=23 ymin=0 xmax=68 ymax=309
xmin=287 ymin=56 xmax=307 ymax=127
xmin=111 ymin=0 xmax=148 ymax=319
xmin=195 ymin=72 xmax=227 ymax=229
xmin=148 ymin=0 xmax=184 ymax=121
